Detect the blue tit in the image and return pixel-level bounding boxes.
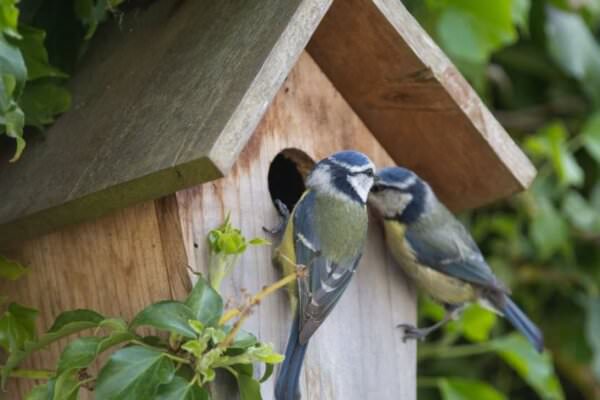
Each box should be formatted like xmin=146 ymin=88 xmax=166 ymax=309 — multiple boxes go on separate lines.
xmin=368 ymin=167 xmax=543 ymax=352
xmin=274 ymin=150 xmax=376 ymax=400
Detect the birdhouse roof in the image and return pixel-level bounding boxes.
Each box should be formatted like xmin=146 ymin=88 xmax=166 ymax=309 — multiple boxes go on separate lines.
xmin=0 ymin=0 xmax=535 ymax=246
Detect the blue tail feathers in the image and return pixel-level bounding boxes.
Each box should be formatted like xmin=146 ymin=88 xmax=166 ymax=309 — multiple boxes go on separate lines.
xmin=275 ymin=317 xmax=308 ymax=400
xmin=502 ymin=296 xmax=544 ymax=353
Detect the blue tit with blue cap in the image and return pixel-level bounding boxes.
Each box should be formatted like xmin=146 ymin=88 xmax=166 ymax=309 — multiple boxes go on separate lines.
xmin=368 ymin=166 xmax=544 ymax=352
xmin=273 ymin=150 xmax=376 ymax=400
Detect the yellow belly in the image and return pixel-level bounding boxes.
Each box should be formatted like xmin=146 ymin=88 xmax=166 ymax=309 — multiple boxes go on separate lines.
xmin=383 ymin=221 xmax=475 ymax=304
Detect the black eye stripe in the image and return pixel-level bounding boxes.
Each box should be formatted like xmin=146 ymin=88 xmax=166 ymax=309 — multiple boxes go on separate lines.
xmin=349 ymin=168 xmax=374 ymax=177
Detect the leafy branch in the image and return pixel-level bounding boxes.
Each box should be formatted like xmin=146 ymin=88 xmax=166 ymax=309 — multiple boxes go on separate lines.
xmin=0 ymin=216 xmax=296 ymax=400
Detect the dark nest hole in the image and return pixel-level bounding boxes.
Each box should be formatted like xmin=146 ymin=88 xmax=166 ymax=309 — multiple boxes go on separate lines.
xmin=267 ymin=148 xmax=315 ymax=215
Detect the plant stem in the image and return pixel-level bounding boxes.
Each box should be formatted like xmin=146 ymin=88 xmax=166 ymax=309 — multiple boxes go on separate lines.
xmin=219 ymin=269 xmax=303 ymax=326
xmin=219 ymin=269 xmax=304 ymax=347
xmin=418 ymin=342 xmax=495 ymax=361
xmin=1 ymin=367 xmax=54 ymax=380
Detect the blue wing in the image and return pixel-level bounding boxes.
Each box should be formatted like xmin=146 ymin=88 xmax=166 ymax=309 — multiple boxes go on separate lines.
xmin=292 ymin=191 xmax=362 ymax=344
xmin=405 ymin=210 xmax=506 ymax=292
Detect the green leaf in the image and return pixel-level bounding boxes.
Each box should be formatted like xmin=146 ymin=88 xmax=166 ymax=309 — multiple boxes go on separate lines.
xmin=0 ymin=0 xmax=20 ymax=38
xmin=1 ymin=309 xmax=104 ymax=387
xmin=185 ymin=276 xmax=223 ymax=326
xmin=48 ymin=309 xmax=104 ymax=333
xmin=131 ymin=301 xmax=197 ymax=338
xmin=19 ymin=79 xmax=71 ymax=128
xmin=493 ymin=334 xmax=564 ymax=400
xmin=461 ymin=304 xmax=497 ymax=342
xmin=545 ymin=6 xmax=600 ymax=106
xmin=512 ymin=0 xmax=531 ymax=31
xmin=562 ymin=190 xmax=600 ymax=233
xmin=48 ymin=370 xmax=80 ymax=400
xmin=237 ymin=373 xmax=262 ymax=400
xmin=584 ymin=297 xmax=600 ymax=380
xmin=435 ymin=0 xmax=517 ymax=72
xmin=3 ymin=104 xmax=25 ymax=161
xmin=259 ymin=363 xmax=274 ymax=383
xmin=248 ymin=238 xmax=270 ymax=246
xmin=439 ymin=377 xmax=506 ymax=400
xmin=0 ymin=35 xmax=26 ymax=93
xmin=156 ymin=376 xmax=210 ymax=400
xmin=0 ymin=303 xmax=38 ymax=352
xmin=56 ymin=336 xmax=101 ymax=374
xmin=230 ymin=328 xmax=258 ymax=349
xmin=74 ymin=0 xmax=112 ymax=40
xmin=24 ymin=384 xmax=49 ymax=400
xmin=582 ymin=112 xmax=600 ymax=164
xmin=96 ymin=345 xmax=175 ymax=400
xmin=18 ymin=25 xmax=68 ymax=80
xmin=530 ymin=195 xmax=569 ymax=259
xmin=0 ymin=254 xmax=28 ymax=280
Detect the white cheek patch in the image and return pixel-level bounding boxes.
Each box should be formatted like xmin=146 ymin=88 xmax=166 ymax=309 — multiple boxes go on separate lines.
xmin=370 ymin=190 xmax=412 ymax=218
xmin=306 ymin=165 xmax=331 ymax=189
xmin=346 ymin=174 xmax=373 ymax=203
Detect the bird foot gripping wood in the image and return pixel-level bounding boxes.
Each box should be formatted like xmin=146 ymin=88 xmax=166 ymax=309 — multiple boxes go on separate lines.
xmin=263 ymin=199 xmax=291 ymax=235
xmin=397 ymin=324 xmax=433 ymax=342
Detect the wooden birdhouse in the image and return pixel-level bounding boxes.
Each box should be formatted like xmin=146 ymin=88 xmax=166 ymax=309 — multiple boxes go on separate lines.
xmin=0 ymin=0 xmax=535 ymax=399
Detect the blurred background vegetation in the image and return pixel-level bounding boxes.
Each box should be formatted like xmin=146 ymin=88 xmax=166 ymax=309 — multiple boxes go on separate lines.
xmin=405 ymin=0 xmax=600 ymax=399
xmin=2 ymin=0 xmax=600 ymax=399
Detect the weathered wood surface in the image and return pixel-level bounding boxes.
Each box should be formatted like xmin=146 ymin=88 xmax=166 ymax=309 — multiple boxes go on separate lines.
xmin=177 ymin=53 xmax=416 ymax=400
xmin=308 ymin=0 xmax=536 ymax=211
xmin=0 ymin=0 xmax=331 ymax=246
xmin=0 ymin=197 xmax=189 ymax=398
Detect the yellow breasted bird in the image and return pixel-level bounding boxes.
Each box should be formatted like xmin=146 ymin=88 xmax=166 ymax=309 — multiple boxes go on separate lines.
xmin=368 ymin=166 xmax=543 ymax=352
xmin=274 ymin=150 xmax=376 ymax=399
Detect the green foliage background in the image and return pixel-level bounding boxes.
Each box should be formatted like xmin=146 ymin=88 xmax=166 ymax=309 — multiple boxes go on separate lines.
xmin=2 ymin=0 xmax=600 ymax=399
xmin=405 ymin=0 xmax=600 ymax=399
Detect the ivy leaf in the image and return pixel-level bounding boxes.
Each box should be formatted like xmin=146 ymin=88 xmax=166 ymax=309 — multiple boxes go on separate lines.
xmin=2 ymin=309 xmax=104 ymax=387
xmin=546 ymin=6 xmax=600 ymax=106
xmin=439 ymin=377 xmax=506 ymax=400
xmin=584 ymin=297 xmax=600 ymax=380
xmin=24 ymin=384 xmax=49 ymax=400
xmin=437 ymin=0 xmax=516 ymax=64
xmin=530 ymin=196 xmax=569 ymax=259
xmin=0 ymin=254 xmax=28 ymax=280
xmin=492 ymin=334 xmax=564 ymax=400
xmin=156 ymin=376 xmax=210 ymax=400
xmin=18 ymin=25 xmax=67 ymax=80
xmin=0 ymin=303 xmax=38 ymax=352
xmin=236 ymin=373 xmax=262 ymax=400
xmin=56 ymin=336 xmax=101 ymax=374
xmin=185 ymin=276 xmax=223 ymax=327
xmin=48 ymin=309 xmax=104 ymax=333
xmin=582 ymin=112 xmax=600 ymax=164
xmin=96 ymin=345 xmax=175 ymax=400
xmin=74 ymin=0 xmax=120 ymax=40
xmin=512 ymin=0 xmax=531 ymax=32
xmin=130 ymin=301 xmax=197 ymax=338
xmin=19 ymin=79 xmax=71 ymax=128
xmin=48 ymin=370 xmax=80 ymax=400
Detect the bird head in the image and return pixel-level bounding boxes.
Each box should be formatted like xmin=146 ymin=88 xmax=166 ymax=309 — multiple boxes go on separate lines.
xmin=306 ymin=150 xmax=376 ymax=205
xmin=368 ymin=166 xmax=432 ymax=224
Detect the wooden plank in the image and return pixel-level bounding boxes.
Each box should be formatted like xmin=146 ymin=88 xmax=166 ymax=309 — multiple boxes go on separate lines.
xmin=176 ymin=52 xmax=416 ymax=400
xmin=0 ymin=0 xmax=332 ymax=246
xmin=0 ymin=197 xmax=190 ymax=398
xmin=307 ymin=0 xmax=536 ymax=211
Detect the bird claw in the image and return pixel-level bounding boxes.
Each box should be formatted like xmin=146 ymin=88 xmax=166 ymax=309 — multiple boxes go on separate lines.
xmin=263 ymin=199 xmax=291 ymax=235
xmin=397 ymin=323 xmax=429 ymax=342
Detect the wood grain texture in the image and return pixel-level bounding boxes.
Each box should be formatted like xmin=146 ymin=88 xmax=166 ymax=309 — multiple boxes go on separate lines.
xmin=307 ymin=0 xmax=536 ymax=211
xmin=176 ymin=52 xmax=416 ymax=400
xmin=0 ymin=197 xmax=189 ymax=398
xmin=0 ymin=0 xmax=331 ymax=246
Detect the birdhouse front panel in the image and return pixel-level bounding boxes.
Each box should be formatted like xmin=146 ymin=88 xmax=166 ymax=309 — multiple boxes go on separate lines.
xmin=175 ymin=52 xmax=416 ymax=399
